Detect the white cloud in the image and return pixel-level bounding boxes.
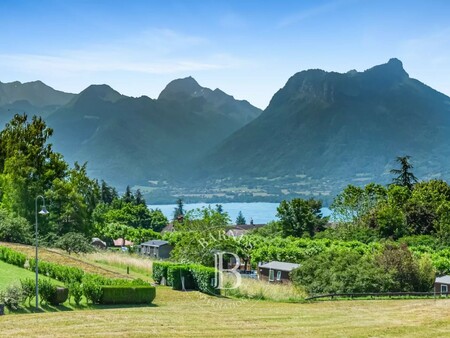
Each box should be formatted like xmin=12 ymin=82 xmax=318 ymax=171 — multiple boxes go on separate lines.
xmin=0 ymin=29 xmax=243 ymax=76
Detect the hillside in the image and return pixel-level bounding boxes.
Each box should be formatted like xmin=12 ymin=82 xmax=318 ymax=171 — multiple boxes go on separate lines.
xmin=0 ymin=80 xmax=75 ymax=126
xmin=46 ymin=79 xmax=262 ymax=188
xmin=199 ymin=58 xmax=450 ymax=195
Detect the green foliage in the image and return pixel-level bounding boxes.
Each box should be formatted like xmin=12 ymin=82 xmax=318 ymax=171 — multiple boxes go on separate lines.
xmin=38 ymin=278 xmax=56 ymax=304
xmin=81 ymin=279 xmax=103 ymax=304
xmin=152 ymin=261 xmax=173 ymax=284
xmin=277 ymin=198 xmax=328 ymax=237
xmin=173 ymin=198 xmax=184 ymax=220
xmin=0 ymin=284 xmax=24 ymax=310
xmin=49 ymin=287 xmax=69 ymax=305
xmin=190 ymin=264 xmax=219 ymax=295
xmin=55 ymin=232 xmax=94 ymax=255
xmin=167 ymin=265 xmax=196 ymax=290
xmin=69 ymin=282 xmax=83 ymax=305
xmin=100 ymin=286 xmax=156 ymax=304
xmin=235 ymin=211 xmax=246 ymax=225
xmin=390 ymin=156 xmax=418 ymax=190
xmin=0 ymin=208 xmax=31 ymax=244
xmin=20 ymin=278 xmax=35 ymax=305
xmin=0 ymin=246 xmax=27 ymax=267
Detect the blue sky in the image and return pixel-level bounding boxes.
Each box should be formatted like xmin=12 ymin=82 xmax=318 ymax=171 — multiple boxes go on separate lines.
xmin=0 ymin=0 xmax=449 ymax=108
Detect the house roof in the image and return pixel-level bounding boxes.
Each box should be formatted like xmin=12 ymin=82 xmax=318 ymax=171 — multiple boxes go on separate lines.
xmin=259 ymin=261 xmax=300 ymax=272
xmin=113 ymin=238 xmax=133 ymax=246
xmin=140 ymin=240 xmax=170 ymax=247
xmin=228 ymin=224 xmax=266 ymax=230
xmin=435 ymin=275 xmax=450 ymax=284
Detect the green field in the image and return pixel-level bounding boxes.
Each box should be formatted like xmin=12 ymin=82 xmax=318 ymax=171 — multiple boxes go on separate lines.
xmin=2 ymin=244 xmax=450 ymax=337
xmin=0 ymin=260 xmax=60 ymax=289
xmin=1 ymin=287 xmax=450 ymax=337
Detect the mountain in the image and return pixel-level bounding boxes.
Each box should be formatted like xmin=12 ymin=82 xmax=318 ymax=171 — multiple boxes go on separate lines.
xmin=0 ymin=80 xmax=75 ymax=126
xmin=47 ymin=79 xmax=262 ymax=188
xmin=159 ymin=76 xmax=261 ymax=127
xmin=199 ymin=58 xmax=450 ymax=194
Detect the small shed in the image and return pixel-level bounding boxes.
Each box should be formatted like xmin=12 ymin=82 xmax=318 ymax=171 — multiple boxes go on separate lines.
xmin=140 ymin=240 xmax=173 ymax=259
xmin=434 ymin=275 xmax=450 ymax=294
xmin=258 ymin=261 xmax=300 ymax=284
xmin=91 ymin=237 xmax=107 ymax=250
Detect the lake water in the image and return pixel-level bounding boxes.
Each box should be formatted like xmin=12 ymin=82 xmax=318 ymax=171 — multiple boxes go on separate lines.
xmin=148 ymin=202 xmax=332 ymax=224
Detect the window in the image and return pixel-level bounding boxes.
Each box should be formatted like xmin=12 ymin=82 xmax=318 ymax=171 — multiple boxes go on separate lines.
xmin=276 ymin=271 xmax=282 ymax=281
xmin=269 ymin=269 xmax=274 ymax=282
xmin=441 ymin=285 xmax=448 ymax=294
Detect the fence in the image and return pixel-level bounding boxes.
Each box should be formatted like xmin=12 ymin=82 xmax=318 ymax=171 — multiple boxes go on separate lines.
xmin=305 ymin=291 xmax=450 ymax=300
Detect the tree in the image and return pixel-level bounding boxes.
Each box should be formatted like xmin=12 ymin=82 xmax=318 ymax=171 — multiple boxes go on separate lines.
xmin=134 ymin=189 xmax=146 ymax=206
xmin=277 ymin=198 xmax=328 ymax=237
xmin=173 ymin=198 xmax=184 ymax=220
xmin=391 ymin=156 xmax=418 ymax=190
xmin=236 ymin=211 xmax=246 ymax=225
xmin=215 ymin=204 xmax=224 ymax=214
xmin=123 ymin=185 xmax=134 ymax=204
xmin=0 ymin=208 xmax=31 ymax=244
xmin=55 ymin=232 xmax=94 ymax=255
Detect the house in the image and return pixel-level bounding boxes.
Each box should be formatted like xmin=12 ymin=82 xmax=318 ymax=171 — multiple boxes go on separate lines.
xmin=258 ymin=261 xmax=300 ymax=283
xmin=140 ymin=240 xmax=173 ymax=259
xmin=91 ymin=238 xmax=107 ymax=250
xmin=226 ymin=223 xmax=266 ymax=237
xmin=113 ymin=238 xmax=133 ymax=247
xmin=434 ymin=275 xmax=450 ymax=294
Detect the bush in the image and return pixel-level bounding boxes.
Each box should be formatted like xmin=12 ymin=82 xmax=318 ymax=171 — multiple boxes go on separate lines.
xmin=152 ymin=261 xmax=174 ymax=284
xmin=49 ymin=287 xmax=69 ymax=305
xmin=190 ymin=264 xmax=219 ymax=295
xmin=69 ymin=282 xmax=83 ymax=305
xmin=0 ymin=246 xmax=27 ymax=267
xmin=167 ymin=265 xmax=195 ymax=290
xmin=20 ymin=278 xmax=35 ymax=305
xmin=0 ymin=284 xmax=23 ymax=310
xmin=55 ymin=232 xmax=94 ymax=255
xmin=100 ymin=286 xmax=156 ymax=304
xmin=82 ymin=280 xmax=103 ymax=304
xmin=38 ymin=279 xmax=56 ymax=304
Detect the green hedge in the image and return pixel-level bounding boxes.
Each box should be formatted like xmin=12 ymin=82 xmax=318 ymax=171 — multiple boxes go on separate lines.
xmin=0 ymin=246 xmax=27 ymax=267
xmin=167 ymin=265 xmax=196 ymax=290
xmin=50 ymin=287 xmax=69 ymax=305
xmin=152 ymin=261 xmax=219 ymax=295
xmin=190 ymin=264 xmax=219 ymax=295
xmin=100 ymin=286 xmax=156 ymax=304
xmin=152 ymin=261 xmax=174 ymax=284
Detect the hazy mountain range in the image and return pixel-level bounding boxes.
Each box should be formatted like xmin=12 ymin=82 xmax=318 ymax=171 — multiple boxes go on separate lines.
xmin=1 ymin=58 xmax=449 ymax=201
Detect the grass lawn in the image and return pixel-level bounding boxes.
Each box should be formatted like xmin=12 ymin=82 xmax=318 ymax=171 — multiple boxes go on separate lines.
xmin=2 ymin=243 xmax=450 ymax=336
xmin=0 ymin=260 xmax=60 ymax=289
xmin=1 ymin=288 xmax=450 ymax=337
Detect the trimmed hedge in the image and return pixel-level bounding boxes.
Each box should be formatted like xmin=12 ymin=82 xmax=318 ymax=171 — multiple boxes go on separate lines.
xmin=152 ymin=261 xmax=173 ymax=284
xmin=100 ymin=286 xmax=156 ymax=304
xmin=190 ymin=264 xmax=219 ymax=295
xmin=153 ymin=261 xmax=219 ymax=295
xmin=167 ymin=265 xmax=195 ymax=290
xmin=50 ymin=287 xmax=69 ymax=305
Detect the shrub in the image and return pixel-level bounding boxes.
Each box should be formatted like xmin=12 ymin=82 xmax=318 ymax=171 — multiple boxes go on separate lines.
xmin=0 ymin=246 xmax=27 ymax=267
xmin=167 ymin=264 xmax=195 ymax=290
xmin=49 ymin=287 xmax=69 ymax=305
xmin=20 ymin=278 xmax=35 ymax=305
xmin=0 ymin=284 xmax=23 ymax=310
xmin=190 ymin=264 xmax=219 ymax=295
xmin=38 ymin=279 xmax=56 ymax=304
xmin=69 ymin=282 xmax=83 ymax=305
xmin=100 ymin=286 xmax=156 ymax=304
xmin=152 ymin=261 xmax=174 ymax=284
xmin=81 ymin=280 xmax=103 ymax=304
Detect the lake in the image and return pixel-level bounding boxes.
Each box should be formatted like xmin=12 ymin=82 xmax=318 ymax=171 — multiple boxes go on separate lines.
xmin=148 ymin=202 xmax=332 ymax=224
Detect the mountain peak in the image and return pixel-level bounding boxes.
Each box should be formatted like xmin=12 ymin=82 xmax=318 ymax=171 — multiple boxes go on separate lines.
xmin=158 ymin=76 xmax=203 ymax=100
xmin=365 ymin=58 xmax=409 ymax=79
xmin=79 ymin=84 xmax=123 ymax=103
